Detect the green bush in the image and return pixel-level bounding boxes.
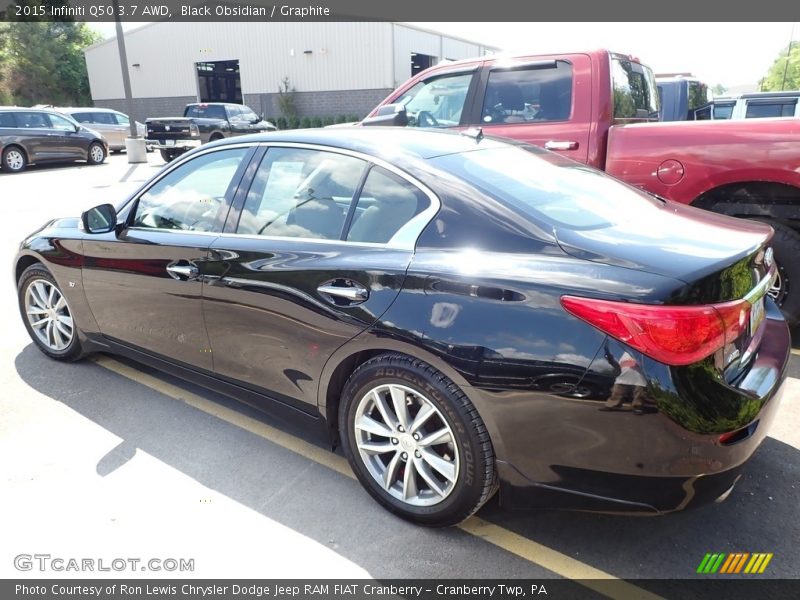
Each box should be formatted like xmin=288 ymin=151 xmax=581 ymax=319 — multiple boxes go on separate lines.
xmin=311 ymin=116 xmax=323 ymax=128
xmin=276 ymin=116 xmax=287 ymax=130
xmin=322 ymin=116 xmax=335 ymax=127
xmin=299 ymin=116 xmax=311 ymax=129
xmin=335 ymin=114 xmax=348 ymax=124
xmin=288 ymin=116 xmax=301 ymax=129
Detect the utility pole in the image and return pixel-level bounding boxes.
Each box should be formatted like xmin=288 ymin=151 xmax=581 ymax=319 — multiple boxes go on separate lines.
xmin=112 ymin=0 xmax=146 ymax=162
xmin=780 ymin=23 xmax=796 ymax=91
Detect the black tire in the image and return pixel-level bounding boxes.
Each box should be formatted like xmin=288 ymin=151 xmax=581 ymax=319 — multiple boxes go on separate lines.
xmin=87 ymin=141 xmax=106 ymax=165
xmin=17 ymin=264 xmax=84 ymax=361
xmin=2 ymin=145 xmax=27 ymax=173
xmin=755 ymin=219 xmax=800 ymax=327
xmin=209 ymin=133 xmax=224 ymax=142
xmin=160 ymin=149 xmax=179 ymax=162
xmin=339 ymin=353 xmax=497 ymax=527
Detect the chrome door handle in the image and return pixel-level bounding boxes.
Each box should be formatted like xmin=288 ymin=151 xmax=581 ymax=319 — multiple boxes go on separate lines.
xmin=166 ymin=263 xmax=199 ymax=281
xmin=317 ymin=282 xmax=369 ymax=302
xmin=544 ymin=140 xmax=579 ymax=151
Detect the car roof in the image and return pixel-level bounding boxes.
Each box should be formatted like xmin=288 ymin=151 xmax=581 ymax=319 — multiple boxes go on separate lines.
xmin=0 ymin=106 xmax=57 ymax=112
xmin=211 ymin=127 xmax=512 ymax=161
xmin=57 ymin=107 xmax=120 ymax=113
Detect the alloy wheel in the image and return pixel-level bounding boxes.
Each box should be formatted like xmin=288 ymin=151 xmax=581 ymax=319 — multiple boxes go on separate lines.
xmin=90 ymin=144 xmax=105 ymax=163
xmin=353 ymin=383 xmax=460 ymax=506
xmin=5 ymin=149 xmax=24 ymax=171
xmin=24 ymin=279 xmax=74 ymax=351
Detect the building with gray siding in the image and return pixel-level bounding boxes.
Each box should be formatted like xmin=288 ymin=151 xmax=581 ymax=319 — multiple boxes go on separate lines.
xmin=84 ymin=22 xmax=496 ymax=123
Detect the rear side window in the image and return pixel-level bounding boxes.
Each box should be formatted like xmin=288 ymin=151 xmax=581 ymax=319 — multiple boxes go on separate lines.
xmin=482 ymin=61 xmax=573 ymax=124
xmin=612 ymin=57 xmax=659 ymax=120
xmin=0 ymin=112 xmax=16 ymax=127
xmin=16 ymin=112 xmax=49 ymax=128
xmin=70 ymin=113 xmax=95 ymax=123
xmin=745 ymin=100 xmax=797 ymax=118
xmin=237 ymin=148 xmax=366 ymax=240
xmin=91 ymin=112 xmax=117 ymax=125
xmin=346 ymin=167 xmax=429 ymax=244
xmin=432 ymin=146 xmax=662 ymax=230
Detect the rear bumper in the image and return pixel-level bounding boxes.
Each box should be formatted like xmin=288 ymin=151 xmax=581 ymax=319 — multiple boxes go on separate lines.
xmin=145 ymin=139 xmax=201 ymax=151
xmin=484 ymin=303 xmax=790 ymax=514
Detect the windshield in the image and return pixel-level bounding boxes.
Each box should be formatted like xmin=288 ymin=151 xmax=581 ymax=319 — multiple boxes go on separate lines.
xmin=432 ymin=146 xmax=662 ymax=231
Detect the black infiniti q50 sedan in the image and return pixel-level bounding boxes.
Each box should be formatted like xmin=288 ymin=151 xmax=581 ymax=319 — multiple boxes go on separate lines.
xmin=14 ymin=128 xmax=790 ymax=526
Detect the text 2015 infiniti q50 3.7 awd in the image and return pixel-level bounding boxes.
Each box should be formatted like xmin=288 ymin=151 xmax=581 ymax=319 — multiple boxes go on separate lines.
xmin=14 ymin=129 xmax=789 ymax=526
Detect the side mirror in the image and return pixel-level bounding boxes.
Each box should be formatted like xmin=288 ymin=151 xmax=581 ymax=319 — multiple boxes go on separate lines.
xmin=362 ymin=103 xmax=408 ymax=127
xmin=81 ymin=203 xmax=118 ymax=234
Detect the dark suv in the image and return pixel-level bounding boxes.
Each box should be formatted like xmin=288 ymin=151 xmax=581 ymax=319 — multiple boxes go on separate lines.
xmin=0 ymin=107 xmax=108 ymax=173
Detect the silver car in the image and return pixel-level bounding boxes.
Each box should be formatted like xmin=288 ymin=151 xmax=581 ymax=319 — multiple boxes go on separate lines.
xmin=54 ymin=107 xmax=149 ymax=152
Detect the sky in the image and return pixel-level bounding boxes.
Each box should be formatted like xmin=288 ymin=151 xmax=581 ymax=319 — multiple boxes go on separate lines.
xmin=90 ymin=21 xmax=798 ymax=89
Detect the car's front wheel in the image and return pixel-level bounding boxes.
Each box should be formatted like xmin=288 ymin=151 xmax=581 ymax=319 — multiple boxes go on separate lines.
xmin=18 ymin=264 xmax=83 ymax=361
xmin=340 ymin=354 xmax=497 ymax=527
xmin=87 ymin=142 xmax=106 ymax=165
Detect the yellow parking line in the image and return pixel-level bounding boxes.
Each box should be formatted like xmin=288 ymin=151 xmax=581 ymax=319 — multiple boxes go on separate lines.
xmin=92 ymin=355 xmax=665 ymax=600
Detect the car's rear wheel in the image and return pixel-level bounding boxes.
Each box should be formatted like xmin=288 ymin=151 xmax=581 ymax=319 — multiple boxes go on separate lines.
xmin=2 ymin=146 xmax=27 ymax=173
xmin=339 ymin=354 xmax=496 ymax=527
xmin=18 ymin=264 xmax=83 ymax=361
xmin=87 ymin=142 xmax=106 ymax=165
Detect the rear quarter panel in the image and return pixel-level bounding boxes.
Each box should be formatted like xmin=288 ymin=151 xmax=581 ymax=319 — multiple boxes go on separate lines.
xmin=605 ymin=118 xmax=800 ymax=204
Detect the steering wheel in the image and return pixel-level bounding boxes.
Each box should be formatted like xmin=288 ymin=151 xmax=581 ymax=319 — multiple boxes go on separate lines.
xmin=416 ymin=110 xmax=440 ymax=128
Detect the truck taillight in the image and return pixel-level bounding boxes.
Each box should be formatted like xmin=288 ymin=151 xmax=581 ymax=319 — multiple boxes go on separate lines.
xmin=190 ymin=124 xmax=199 ymax=136
xmin=560 ymin=296 xmax=750 ymax=366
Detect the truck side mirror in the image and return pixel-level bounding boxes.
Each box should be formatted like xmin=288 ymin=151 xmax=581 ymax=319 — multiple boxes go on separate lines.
xmin=362 ymin=104 xmax=408 ymax=127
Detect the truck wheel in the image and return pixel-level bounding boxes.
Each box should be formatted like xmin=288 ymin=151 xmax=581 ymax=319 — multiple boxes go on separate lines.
xmin=160 ymin=149 xmax=176 ymax=162
xmin=755 ymin=219 xmax=800 ymax=327
xmin=209 ymin=133 xmax=224 ymax=142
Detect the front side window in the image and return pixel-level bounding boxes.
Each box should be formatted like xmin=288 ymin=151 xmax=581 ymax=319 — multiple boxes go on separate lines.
xmin=346 ymin=167 xmax=429 ymax=244
xmin=46 ymin=113 xmax=76 ymax=131
xmin=237 ymin=148 xmax=366 ymax=240
xmin=395 ymin=72 xmax=473 ymax=128
xmin=612 ymin=57 xmax=659 ymax=120
xmin=713 ymin=103 xmax=735 ymax=119
xmin=115 ymin=113 xmax=130 ymax=126
xmin=132 ymin=148 xmax=248 ymax=232
xmin=482 ymin=61 xmax=573 ymax=124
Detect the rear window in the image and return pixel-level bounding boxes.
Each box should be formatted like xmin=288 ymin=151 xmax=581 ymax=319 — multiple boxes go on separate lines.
xmin=745 ymin=100 xmax=797 ymax=118
xmin=611 ymin=57 xmax=659 ymax=120
xmin=431 ymin=146 xmax=661 ymax=230
xmin=0 ymin=112 xmax=16 ymax=127
xmin=185 ymin=104 xmax=227 ymax=119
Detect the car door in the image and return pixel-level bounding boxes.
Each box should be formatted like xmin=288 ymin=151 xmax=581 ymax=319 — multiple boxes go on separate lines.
xmin=14 ymin=111 xmax=57 ymax=161
xmin=473 ymin=56 xmax=591 ymax=164
xmin=82 ymin=145 xmax=254 ymax=370
xmin=45 ymin=112 xmax=87 ymax=159
xmin=201 ymin=145 xmax=435 ymax=411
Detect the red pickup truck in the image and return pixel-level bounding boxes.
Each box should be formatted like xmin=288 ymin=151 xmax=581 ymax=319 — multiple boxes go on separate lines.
xmin=366 ymin=49 xmax=800 ymax=325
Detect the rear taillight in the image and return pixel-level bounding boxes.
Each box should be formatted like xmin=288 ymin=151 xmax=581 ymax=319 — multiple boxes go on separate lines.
xmin=560 ymin=296 xmax=751 ymax=366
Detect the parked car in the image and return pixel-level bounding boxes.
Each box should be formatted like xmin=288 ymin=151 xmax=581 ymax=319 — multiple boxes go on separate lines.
xmin=0 ymin=107 xmax=107 ymax=173
xmin=145 ymin=102 xmax=277 ymax=163
xmin=54 ymin=107 xmax=150 ymax=153
xmin=694 ymin=91 xmax=800 ymax=120
xmin=366 ymin=49 xmax=800 ymax=326
xmin=15 ymin=128 xmax=789 ymax=526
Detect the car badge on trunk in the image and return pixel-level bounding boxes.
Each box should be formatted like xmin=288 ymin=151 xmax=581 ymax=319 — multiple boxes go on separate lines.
xmin=165 ymin=125 xmax=171 ymax=131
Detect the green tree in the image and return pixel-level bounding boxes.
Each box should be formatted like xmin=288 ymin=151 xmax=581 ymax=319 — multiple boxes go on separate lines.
xmin=0 ymin=20 xmax=101 ymax=106
xmin=712 ymin=84 xmax=727 ymax=96
xmin=277 ymin=76 xmax=297 ymax=119
xmin=760 ymin=42 xmax=800 ymax=91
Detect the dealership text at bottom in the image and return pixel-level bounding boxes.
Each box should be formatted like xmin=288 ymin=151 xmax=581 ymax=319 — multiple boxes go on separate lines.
xmin=15 ymin=584 xmax=549 ymax=597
